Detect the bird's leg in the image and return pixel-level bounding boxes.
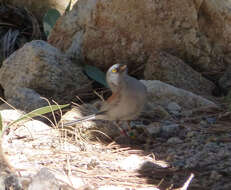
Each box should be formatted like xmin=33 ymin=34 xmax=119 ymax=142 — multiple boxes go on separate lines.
xmin=114 ymin=121 xmax=128 ymax=137
xmin=115 ymin=121 xmax=136 ymax=138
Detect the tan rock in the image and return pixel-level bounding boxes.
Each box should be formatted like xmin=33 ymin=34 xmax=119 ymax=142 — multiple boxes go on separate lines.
xmin=48 ymin=0 xmax=231 ymax=75
xmin=195 ymin=0 xmax=231 ymax=73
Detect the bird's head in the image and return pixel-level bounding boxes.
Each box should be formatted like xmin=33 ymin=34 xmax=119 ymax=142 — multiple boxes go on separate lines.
xmin=106 ymin=63 xmax=128 ymax=91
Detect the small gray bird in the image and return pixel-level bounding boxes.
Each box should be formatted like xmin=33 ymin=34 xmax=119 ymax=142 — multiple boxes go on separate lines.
xmin=63 ymin=64 xmax=147 ymax=127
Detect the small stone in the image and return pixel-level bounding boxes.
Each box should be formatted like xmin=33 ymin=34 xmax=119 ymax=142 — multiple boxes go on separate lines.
xmin=199 ymin=120 xmax=207 ymax=126
xmin=187 ymin=131 xmax=196 ymax=138
xmin=210 ymin=171 xmax=222 ymax=181
xmin=161 ymin=124 xmax=180 ymax=138
xmin=173 ymin=160 xmax=185 ymax=169
xmin=153 ymin=105 xmax=171 ymax=119
xmin=167 ymin=137 xmax=183 ymax=144
xmin=167 ymin=102 xmax=182 ymax=115
xmin=146 ymin=122 xmax=161 ymax=136
xmin=206 ymin=117 xmax=217 ymax=124
xmin=28 ymin=168 xmax=59 ymax=190
xmin=182 ymin=110 xmax=193 ymax=117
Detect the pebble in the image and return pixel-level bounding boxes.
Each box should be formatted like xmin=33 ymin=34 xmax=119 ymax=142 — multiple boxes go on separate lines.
xmin=167 ymin=137 xmax=183 ymax=144
xmin=210 ymin=171 xmax=222 ymax=181
xmin=146 ymin=123 xmax=161 ymax=136
xmin=167 ymin=102 xmax=182 ymax=115
xmin=161 ymin=124 xmax=180 ymax=138
xmin=187 ymin=131 xmax=197 ymax=138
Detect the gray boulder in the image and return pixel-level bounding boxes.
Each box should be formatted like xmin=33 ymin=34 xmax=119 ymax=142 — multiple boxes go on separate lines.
xmin=0 ymin=40 xmax=90 ymax=111
xmin=142 ymin=80 xmax=218 ymax=110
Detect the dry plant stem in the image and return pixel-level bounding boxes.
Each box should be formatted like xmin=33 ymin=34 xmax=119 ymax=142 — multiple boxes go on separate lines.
xmin=65 ymin=154 xmax=74 ymax=187
xmin=88 ymin=129 xmax=113 ymax=141
xmin=0 ymin=97 xmax=18 ymax=112
xmin=93 ymin=90 xmax=105 ymax=101
xmin=73 ymin=96 xmax=84 ymax=105
xmin=177 ymin=173 xmax=194 ymax=190
xmin=41 ymin=97 xmax=58 ymax=127
xmin=157 ymin=178 xmax=164 ymax=188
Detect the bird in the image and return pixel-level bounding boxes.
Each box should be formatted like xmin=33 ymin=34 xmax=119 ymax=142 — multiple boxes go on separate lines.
xmin=62 ymin=63 xmax=147 ymax=127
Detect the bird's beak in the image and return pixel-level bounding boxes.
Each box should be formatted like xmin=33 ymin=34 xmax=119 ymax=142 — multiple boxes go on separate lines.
xmin=119 ymin=64 xmax=127 ymax=72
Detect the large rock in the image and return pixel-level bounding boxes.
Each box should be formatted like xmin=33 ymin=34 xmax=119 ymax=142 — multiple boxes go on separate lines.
xmin=48 ymin=0 xmax=231 ymax=76
xmin=144 ymin=51 xmax=216 ymax=96
xmin=0 ymin=40 xmax=90 ymax=111
xmin=142 ymin=80 xmax=217 ymax=110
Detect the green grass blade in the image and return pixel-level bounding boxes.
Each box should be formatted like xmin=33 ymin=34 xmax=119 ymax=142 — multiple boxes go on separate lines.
xmin=8 ymin=104 xmax=69 ymax=127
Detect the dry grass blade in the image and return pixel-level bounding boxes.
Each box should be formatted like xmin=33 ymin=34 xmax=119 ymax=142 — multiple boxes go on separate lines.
xmin=174 ymin=173 xmax=194 ymax=190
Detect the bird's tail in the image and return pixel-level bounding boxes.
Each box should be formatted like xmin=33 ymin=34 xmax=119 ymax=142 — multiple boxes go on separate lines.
xmin=61 ymin=114 xmax=96 ymax=127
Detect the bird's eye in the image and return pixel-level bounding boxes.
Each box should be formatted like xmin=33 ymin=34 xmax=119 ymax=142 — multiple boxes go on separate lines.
xmin=111 ymin=68 xmax=117 ymax=73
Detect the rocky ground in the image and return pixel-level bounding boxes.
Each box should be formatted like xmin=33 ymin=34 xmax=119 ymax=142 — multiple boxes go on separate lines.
xmin=145 ymin=107 xmax=231 ymax=190
xmin=1 ymin=96 xmax=231 ymax=190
